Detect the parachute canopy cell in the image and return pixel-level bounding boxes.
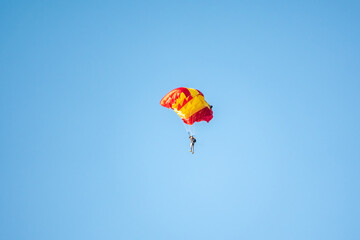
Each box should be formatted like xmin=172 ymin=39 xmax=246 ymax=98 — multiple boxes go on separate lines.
xmin=160 ymin=87 xmax=213 ymax=125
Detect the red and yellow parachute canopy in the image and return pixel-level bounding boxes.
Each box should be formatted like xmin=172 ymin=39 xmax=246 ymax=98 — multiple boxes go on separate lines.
xmin=160 ymin=87 xmax=213 ymax=125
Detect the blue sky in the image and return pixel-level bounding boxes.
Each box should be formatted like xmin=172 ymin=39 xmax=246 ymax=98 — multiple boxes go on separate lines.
xmin=1 ymin=1 xmax=360 ymax=239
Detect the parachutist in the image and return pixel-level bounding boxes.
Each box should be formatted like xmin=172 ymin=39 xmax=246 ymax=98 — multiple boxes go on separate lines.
xmin=160 ymin=87 xmax=213 ymax=154
xmin=189 ymin=135 xmax=196 ymax=154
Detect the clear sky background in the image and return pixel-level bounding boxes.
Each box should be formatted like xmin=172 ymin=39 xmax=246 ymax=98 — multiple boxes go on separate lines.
xmin=1 ymin=1 xmax=360 ymax=239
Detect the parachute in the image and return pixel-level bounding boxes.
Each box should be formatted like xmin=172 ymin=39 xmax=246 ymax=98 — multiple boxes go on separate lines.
xmin=160 ymin=87 xmax=213 ymax=125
